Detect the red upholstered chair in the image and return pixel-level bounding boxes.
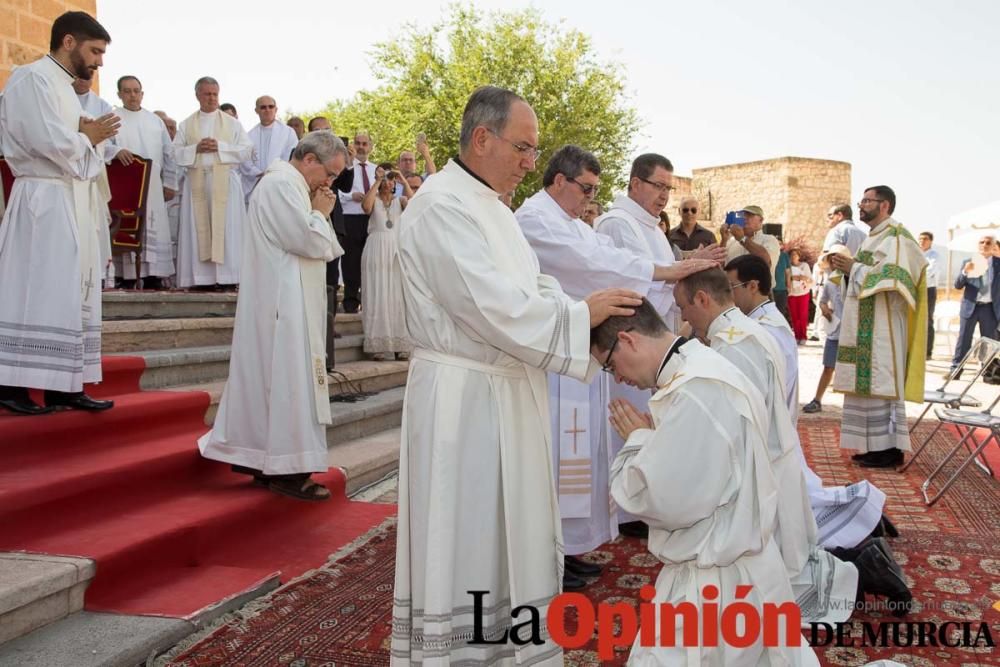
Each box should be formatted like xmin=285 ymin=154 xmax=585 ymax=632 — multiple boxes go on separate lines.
xmin=107 ymin=156 xmax=152 ymax=285
xmin=0 ymin=157 xmax=14 ymax=224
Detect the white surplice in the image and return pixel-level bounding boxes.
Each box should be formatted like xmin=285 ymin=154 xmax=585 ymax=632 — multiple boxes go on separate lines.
xmin=749 ymin=300 xmax=887 ymax=550
xmin=594 ymin=194 xmax=677 ymax=522
xmin=112 ymin=107 xmax=178 ymax=279
xmin=241 ymin=121 xmax=298 ymax=203
xmin=516 ymin=189 xmax=656 ymax=553
xmin=613 ymin=339 xmax=818 ymax=667
xmin=0 ymin=56 xmax=106 ymax=392
xmin=392 ymin=160 xmax=596 ymax=666
xmin=708 ymin=308 xmax=858 ymax=625
xmin=76 ymin=90 xmax=116 ymax=282
xmin=173 ymin=110 xmax=252 ymax=286
xmin=198 ymin=160 xmax=342 ymax=474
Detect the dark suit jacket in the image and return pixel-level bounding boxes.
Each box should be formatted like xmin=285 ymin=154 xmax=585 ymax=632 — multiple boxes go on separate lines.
xmin=330 ymin=168 xmax=354 ymax=236
xmin=955 ymin=256 xmax=1000 ymax=320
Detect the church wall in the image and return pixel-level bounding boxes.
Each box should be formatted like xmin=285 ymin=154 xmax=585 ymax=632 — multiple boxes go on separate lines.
xmin=0 ymin=0 xmax=99 ymax=90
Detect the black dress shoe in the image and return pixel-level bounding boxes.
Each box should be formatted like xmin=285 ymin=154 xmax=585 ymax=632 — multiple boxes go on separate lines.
xmin=880 ymin=513 xmax=900 ymax=538
xmin=859 ymin=448 xmax=904 ymax=468
xmin=0 ymin=396 xmax=55 ymax=415
xmin=565 ymin=555 xmax=602 ymax=577
xmin=851 ymin=451 xmax=870 ymax=461
xmin=44 ymin=391 xmax=114 ymax=411
xmin=562 ymin=571 xmax=587 ymax=591
xmin=618 ymin=521 xmax=648 ymax=539
xmin=855 ymin=537 xmax=912 ymax=617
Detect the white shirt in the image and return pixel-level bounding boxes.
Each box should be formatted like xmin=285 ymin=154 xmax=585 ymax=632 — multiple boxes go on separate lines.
xmin=924 ymin=248 xmax=940 ymax=288
xmin=339 ymin=158 xmax=377 ymax=216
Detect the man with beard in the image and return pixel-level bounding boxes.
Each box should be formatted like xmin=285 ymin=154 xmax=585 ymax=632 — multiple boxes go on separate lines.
xmin=0 ymin=11 xmax=119 ymax=415
xmin=828 ymin=186 xmax=927 ymax=469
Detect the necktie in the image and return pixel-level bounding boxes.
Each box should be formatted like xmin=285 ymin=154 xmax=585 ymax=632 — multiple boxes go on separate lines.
xmin=361 ymin=162 xmax=370 ymax=192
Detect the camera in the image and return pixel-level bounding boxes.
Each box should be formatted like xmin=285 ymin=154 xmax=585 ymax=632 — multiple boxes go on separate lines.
xmin=724 ymin=210 xmax=746 ymax=227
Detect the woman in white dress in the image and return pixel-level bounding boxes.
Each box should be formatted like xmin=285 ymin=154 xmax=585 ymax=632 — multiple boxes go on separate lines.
xmin=361 ymin=163 xmax=414 ymax=360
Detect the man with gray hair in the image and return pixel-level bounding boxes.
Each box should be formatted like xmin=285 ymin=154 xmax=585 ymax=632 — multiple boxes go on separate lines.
xmin=391 ymin=87 xmax=642 ymax=665
xmin=199 ymin=131 xmax=347 ymax=500
xmin=173 ymin=76 xmax=253 ymax=290
xmin=516 ymin=144 xmax=716 ymax=590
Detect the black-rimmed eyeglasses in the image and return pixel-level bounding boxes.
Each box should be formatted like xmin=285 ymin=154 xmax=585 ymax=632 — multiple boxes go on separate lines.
xmin=601 ymin=328 xmax=634 ymax=374
xmin=637 ymin=177 xmax=676 ymax=193
xmin=567 ymin=177 xmax=598 ymax=196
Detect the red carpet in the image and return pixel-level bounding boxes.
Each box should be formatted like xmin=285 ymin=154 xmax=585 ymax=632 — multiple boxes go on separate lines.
xmin=0 ymin=357 xmax=395 ymax=618
xmin=166 ymin=417 xmax=1000 ymax=666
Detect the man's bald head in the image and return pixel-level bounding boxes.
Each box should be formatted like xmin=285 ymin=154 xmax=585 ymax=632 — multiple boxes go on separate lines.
xmin=255 ymin=95 xmax=277 ymax=126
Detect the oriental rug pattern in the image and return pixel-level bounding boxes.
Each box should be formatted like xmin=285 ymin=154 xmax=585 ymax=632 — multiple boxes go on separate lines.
xmin=165 ymin=418 xmax=1000 ymax=666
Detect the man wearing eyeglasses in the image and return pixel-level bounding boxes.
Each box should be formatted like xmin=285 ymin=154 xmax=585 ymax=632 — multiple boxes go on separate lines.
xmin=668 ymin=197 xmax=716 ymax=253
xmin=673 ymin=269 xmax=875 ymax=625
xmin=242 ymin=96 xmax=298 ymax=205
xmin=950 ymin=233 xmax=1000 ymax=374
xmin=591 ymin=298 xmax=818 ymax=666
xmin=827 ymin=186 xmax=927 ymax=469
xmin=593 ymin=153 xmax=726 ymax=538
xmin=516 ymin=145 xmax=716 ymax=590
xmin=390 ymin=87 xmax=643 ymax=665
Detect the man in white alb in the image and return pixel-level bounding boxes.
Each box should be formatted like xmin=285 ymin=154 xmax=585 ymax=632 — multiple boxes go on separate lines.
xmin=726 ymin=254 xmax=897 ymax=548
xmin=593 ymin=299 xmax=818 ymax=666
xmin=676 ymin=268 xmax=912 ymax=619
xmin=154 ymin=110 xmax=181 ymax=265
xmin=516 ymin=144 xmax=717 ymax=589
xmin=112 ymin=75 xmax=178 ymax=288
xmin=593 ymin=153 xmax=711 ymax=537
xmin=0 ymin=11 xmax=119 ymax=415
xmin=391 ymin=86 xmax=641 ymax=666
xmin=173 ymin=77 xmax=253 ymax=290
xmin=199 ymin=132 xmax=347 ymax=500
xmin=241 ymin=95 xmax=298 ymax=204
xmin=73 ymin=75 xmax=117 ymax=286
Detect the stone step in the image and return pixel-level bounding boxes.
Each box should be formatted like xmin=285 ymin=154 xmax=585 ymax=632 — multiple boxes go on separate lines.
xmin=330 ymin=427 xmax=401 ymax=495
xmin=113 ymin=325 xmax=372 ymax=389
xmin=102 ymin=318 xmax=364 ymax=355
xmin=101 ymin=289 xmax=345 ymax=320
xmin=177 ymin=381 xmax=406 ymax=448
xmin=0 ymin=553 xmax=95 ymax=646
xmin=102 ymin=290 xmax=237 ymax=320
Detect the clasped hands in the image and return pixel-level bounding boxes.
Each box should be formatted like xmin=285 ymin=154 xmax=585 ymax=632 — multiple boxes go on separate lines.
xmin=608 ymin=398 xmax=653 ymax=440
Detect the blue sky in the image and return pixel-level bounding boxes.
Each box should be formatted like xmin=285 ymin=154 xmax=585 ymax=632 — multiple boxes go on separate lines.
xmin=97 ymin=0 xmax=998 ymax=243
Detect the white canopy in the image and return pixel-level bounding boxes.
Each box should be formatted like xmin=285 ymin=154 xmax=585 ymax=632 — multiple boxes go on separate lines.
xmin=948 ymin=200 xmax=1000 ymax=251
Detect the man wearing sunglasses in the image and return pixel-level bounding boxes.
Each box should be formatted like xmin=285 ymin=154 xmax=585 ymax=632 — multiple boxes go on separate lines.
xmin=668 ymin=196 xmax=716 ymax=253
xmin=516 ymin=145 xmax=716 ymax=590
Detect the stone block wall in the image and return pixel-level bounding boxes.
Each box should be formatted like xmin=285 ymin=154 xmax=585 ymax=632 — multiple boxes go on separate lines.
xmin=1 ymin=0 xmax=99 ymax=90
xmin=685 ymin=157 xmax=851 ymax=250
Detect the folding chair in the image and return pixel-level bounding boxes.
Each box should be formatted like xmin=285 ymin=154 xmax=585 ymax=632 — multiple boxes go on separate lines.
xmin=900 ymin=336 xmax=999 ymax=474
xmin=920 ymin=394 xmax=1000 ymax=505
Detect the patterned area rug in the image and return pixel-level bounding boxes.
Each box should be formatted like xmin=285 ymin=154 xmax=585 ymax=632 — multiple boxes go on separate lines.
xmin=165 ymin=418 xmax=1000 ymax=666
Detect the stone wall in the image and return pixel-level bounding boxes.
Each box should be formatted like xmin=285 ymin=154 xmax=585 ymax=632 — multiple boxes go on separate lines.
xmin=686 ymin=157 xmax=851 ymax=250
xmin=1 ymin=0 xmax=99 ymax=90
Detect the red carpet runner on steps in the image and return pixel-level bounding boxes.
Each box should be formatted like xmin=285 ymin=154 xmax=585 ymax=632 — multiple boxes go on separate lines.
xmin=0 ymin=356 xmax=395 ymax=618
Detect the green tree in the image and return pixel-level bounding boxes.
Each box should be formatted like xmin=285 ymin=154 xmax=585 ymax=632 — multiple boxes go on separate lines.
xmin=302 ymin=5 xmax=640 ymax=206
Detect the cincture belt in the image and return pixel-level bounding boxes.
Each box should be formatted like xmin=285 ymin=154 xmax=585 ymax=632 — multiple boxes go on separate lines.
xmin=411 ymin=348 xmax=527 ymax=379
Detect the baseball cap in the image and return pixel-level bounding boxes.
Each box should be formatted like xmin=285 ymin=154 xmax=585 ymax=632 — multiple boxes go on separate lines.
xmin=740 ymin=205 xmax=764 ymax=218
